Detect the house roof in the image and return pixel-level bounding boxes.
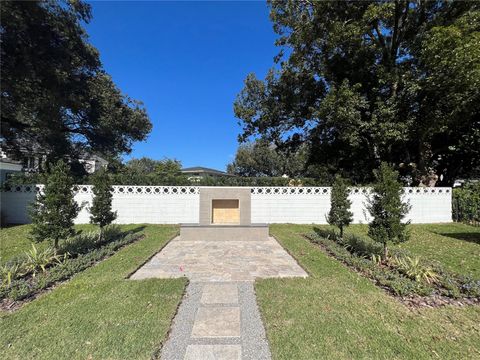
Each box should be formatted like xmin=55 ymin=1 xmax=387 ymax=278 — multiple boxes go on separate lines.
xmin=181 ymin=166 xmax=234 ymax=177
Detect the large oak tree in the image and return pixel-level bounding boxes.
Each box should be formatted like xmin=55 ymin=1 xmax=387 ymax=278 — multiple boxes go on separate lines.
xmin=1 ymin=0 xmax=152 ymax=170
xmin=234 ymin=1 xmax=480 ymax=185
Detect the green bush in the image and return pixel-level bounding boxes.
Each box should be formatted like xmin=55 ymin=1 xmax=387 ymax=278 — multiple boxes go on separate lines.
xmin=0 ymin=231 xmax=143 ymax=301
xmin=60 ymin=225 xmax=123 ymax=256
xmin=327 ymin=176 xmax=353 ymax=237
xmin=23 ymin=244 xmax=60 ymax=277
xmin=453 ymin=182 xmax=480 ymax=224
xmin=367 ymin=163 xmax=410 ymax=259
xmin=305 ymin=231 xmax=433 ymax=296
xmin=29 ymin=160 xmax=80 ymax=249
xmin=306 ymin=231 xmax=480 ymax=299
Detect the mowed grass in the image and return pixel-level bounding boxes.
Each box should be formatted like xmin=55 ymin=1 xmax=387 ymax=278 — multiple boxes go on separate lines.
xmin=0 ymin=225 xmax=187 ymax=360
xmin=256 ymin=224 xmax=480 ymax=360
xmin=0 ymin=223 xmax=99 ymax=262
xmin=333 ymin=223 xmax=480 ymax=277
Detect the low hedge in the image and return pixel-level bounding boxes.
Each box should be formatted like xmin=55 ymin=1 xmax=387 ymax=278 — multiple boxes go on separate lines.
xmin=453 ymin=182 xmax=480 ymax=224
xmin=306 ymin=229 xmax=480 ymax=299
xmin=0 ymin=231 xmax=143 ymax=302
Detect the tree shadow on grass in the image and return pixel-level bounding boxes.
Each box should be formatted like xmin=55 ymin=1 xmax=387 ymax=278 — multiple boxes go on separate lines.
xmin=75 ymin=225 xmax=147 ymax=236
xmin=435 ymin=232 xmax=480 ymax=245
xmin=127 ymin=225 xmax=147 ymax=235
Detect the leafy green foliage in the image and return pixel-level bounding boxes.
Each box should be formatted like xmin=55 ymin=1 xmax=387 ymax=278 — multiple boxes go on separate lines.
xmin=90 ymin=168 xmax=117 ymax=230
xmin=60 ymin=225 xmax=123 ymax=255
xmin=227 ymin=139 xmax=308 ymax=177
xmin=327 ymin=176 xmax=353 ymax=237
xmin=0 ymin=0 xmax=151 ymax=166
xmin=29 ymin=160 xmax=80 ymax=249
xmin=453 ymin=182 xmax=480 ymax=224
xmin=0 ymin=262 xmax=23 ymax=288
xmin=0 ymin=230 xmax=143 ymax=301
xmin=23 ymin=244 xmax=60 ymax=277
xmin=390 ymin=255 xmax=439 ymax=284
xmin=306 ymin=231 xmax=433 ymax=297
xmin=306 ymin=229 xmax=479 ymax=298
xmin=234 ymin=1 xmax=480 ymax=185
xmin=110 ymin=157 xmax=188 ymax=185
xmin=367 ymin=163 xmax=410 ymax=259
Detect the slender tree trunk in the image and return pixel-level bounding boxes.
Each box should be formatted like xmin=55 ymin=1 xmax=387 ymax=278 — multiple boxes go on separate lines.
xmin=340 ymin=226 xmax=344 ymax=238
xmin=383 ymin=242 xmax=388 ymax=261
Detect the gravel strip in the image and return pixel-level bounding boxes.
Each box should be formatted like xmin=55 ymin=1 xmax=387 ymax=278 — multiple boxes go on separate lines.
xmin=160 ymin=282 xmax=271 ymax=360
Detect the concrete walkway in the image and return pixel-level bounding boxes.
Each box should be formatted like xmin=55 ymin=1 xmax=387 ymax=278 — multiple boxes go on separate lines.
xmin=131 ymin=236 xmax=307 ymax=360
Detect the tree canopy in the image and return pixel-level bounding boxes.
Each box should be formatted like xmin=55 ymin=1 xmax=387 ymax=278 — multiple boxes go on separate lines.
xmin=1 ymin=0 xmax=152 ymax=168
xmin=227 ymin=139 xmax=307 ymax=177
xmin=234 ymin=1 xmax=480 ymax=185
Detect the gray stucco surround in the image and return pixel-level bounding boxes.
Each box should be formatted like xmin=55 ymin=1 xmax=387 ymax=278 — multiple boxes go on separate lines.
xmin=199 ymin=187 xmax=251 ymax=225
xmin=180 ymin=187 xmax=269 ymax=241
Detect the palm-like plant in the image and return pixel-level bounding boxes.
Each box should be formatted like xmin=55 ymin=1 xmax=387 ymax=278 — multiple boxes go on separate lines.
xmin=24 ymin=244 xmax=58 ymax=277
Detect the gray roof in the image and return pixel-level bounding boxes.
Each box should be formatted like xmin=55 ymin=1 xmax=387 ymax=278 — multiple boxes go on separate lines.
xmin=181 ymin=166 xmax=234 ymax=176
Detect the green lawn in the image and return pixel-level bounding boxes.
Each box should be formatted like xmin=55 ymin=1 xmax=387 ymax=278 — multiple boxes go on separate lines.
xmin=0 ymin=225 xmax=187 ymax=360
xmin=256 ymin=224 xmax=480 ymax=360
xmin=311 ymin=223 xmax=480 ymax=277
xmin=0 ymin=224 xmax=98 ymax=262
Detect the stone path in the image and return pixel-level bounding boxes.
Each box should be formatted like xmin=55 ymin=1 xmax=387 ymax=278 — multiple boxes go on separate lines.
xmin=161 ymin=282 xmax=271 ymax=360
xmin=130 ymin=236 xmax=307 ymax=281
xmin=131 ymin=236 xmax=307 ymax=359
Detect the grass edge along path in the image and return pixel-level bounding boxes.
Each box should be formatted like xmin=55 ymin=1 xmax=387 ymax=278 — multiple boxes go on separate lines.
xmin=255 ymin=224 xmax=480 ymax=360
xmin=0 ymin=225 xmax=187 ymax=360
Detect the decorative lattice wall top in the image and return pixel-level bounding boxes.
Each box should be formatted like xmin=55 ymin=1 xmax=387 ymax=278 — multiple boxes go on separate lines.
xmin=250 ymin=186 xmax=451 ymax=196
xmin=250 ymin=187 xmax=331 ymax=195
xmin=2 ymin=185 xmax=450 ymax=196
xmin=111 ymin=186 xmax=199 ymax=195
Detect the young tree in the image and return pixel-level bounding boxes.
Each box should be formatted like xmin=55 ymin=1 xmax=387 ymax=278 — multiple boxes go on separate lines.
xmin=30 ymin=160 xmax=79 ymax=249
xmin=327 ymin=176 xmax=353 ymax=237
xmin=90 ymin=168 xmax=117 ymax=238
xmin=367 ymin=163 xmax=410 ymax=260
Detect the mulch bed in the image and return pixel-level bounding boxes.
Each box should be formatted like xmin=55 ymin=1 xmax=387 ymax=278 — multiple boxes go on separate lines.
xmin=302 ymin=234 xmax=480 ymax=309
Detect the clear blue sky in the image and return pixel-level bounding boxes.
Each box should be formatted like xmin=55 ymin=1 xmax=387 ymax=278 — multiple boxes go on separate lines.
xmin=86 ymin=1 xmax=277 ymax=171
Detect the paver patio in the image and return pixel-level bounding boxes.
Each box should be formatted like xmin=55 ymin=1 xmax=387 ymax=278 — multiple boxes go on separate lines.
xmin=131 ymin=235 xmax=307 ymax=360
xmin=130 ymin=236 xmax=307 ymax=281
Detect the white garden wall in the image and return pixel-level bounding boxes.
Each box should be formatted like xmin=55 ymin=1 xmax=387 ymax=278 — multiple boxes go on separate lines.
xmin=0 ymin=185 xmax=452 ymax=225
xmin=250 ymin=186 xmax=452 ymax=224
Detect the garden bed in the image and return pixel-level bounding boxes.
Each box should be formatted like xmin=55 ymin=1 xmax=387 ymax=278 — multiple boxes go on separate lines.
xmin=304 ymin=229 xmax=480 ymax=308
xmin=0 ymin=226 xmax=144 ymax=311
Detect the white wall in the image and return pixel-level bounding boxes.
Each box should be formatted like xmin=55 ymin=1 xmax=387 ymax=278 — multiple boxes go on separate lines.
xmin=0 ymin=185 xmax=452 ymax=225
xmin=251 ymin=186 xmax=452 ymax=224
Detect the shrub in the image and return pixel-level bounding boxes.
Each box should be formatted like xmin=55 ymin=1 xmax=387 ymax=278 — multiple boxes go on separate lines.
xmin=453 ymin=182 xmax=480 ymax=224
xmin=327 ymin=176 xmax=353 ymax=237
xmin=0 ymin=231 xmax=143 ymax=302
xmin=90 ymin=168 xmax=117 ymax=237
xmin=0 ymin=262 xmax=24 ymax=288
xmin=367 ymin=163 xmax=411 ymax=259
xmin=390 ymin=255 xmax=439 ymax=284
xmin=60 ymin=225 xmax=123 ymax=256
xmin=314 ymin=228 xmax=383 ymax=257
xmin=305 ymin=232 xmax=434 ymax=296
xmin=29 ymin=160 xmax=80 ymax=249
xmin=23 ymin=244 xmax=60 ymax=277
xmin=306 ymin=231 xmax=480 ymax=299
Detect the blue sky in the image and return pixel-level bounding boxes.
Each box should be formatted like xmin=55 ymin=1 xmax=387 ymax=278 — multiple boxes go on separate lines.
xmin=86 ymin=1 xmax=277 ymax=170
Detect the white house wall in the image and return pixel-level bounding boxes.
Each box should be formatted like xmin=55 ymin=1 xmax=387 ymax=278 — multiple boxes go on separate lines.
xmin=0 ymin=185 xmax=452 ymax=225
